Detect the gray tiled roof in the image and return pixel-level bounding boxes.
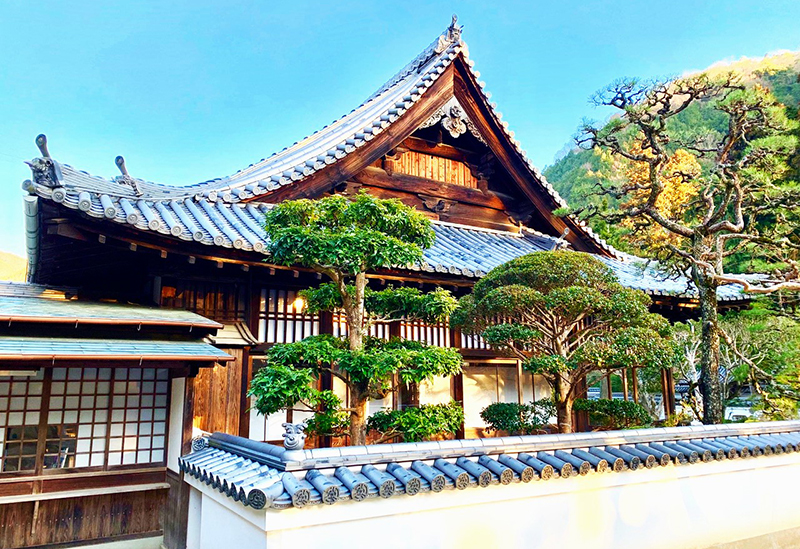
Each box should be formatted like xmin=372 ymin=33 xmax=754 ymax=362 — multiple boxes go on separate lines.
xmin=0 ymin=336 xmax=233 ymax=361
xmin=0 ymin=281 xmax=222 ymax=328
xmin=179 ymin=421 xmax=800 ymax=511
xmin=24 ymin=19 xmax=617 ymax=256
xmin=21 ymin=21 xmax=743 ymax=303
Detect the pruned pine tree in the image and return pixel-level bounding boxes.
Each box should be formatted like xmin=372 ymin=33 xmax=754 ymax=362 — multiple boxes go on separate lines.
xmin=577 ymin=75 xmax=800 ymax=423
xmin=453 ymin=251 xmax=678 ymax=433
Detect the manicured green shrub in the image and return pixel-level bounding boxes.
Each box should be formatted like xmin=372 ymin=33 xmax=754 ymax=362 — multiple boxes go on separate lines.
xmin=480 ymin=399 xmax=556 ymax=435
xmin=366 ymin=401 xmax=464 ymax=442
xmin=573 ymin=398 xmax=652 ymax=429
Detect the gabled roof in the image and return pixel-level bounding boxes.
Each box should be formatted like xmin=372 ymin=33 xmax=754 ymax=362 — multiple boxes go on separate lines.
xmin=23 ymin=17 xmax=615 ymax=257
xmin=20 ymin=18 xmax=745 ymax=303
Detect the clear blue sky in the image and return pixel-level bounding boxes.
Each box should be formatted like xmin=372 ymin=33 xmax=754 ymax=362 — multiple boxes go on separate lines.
xmin=1 ymin=1 xmax=799 ymax=257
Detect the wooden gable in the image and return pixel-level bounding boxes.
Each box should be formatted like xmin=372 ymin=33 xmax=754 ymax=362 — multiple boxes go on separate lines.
xmin=251 ymin=57 xmax=603 ymax=253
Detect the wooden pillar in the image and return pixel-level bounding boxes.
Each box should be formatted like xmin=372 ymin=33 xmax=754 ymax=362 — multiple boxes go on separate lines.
xmin=515 ymin=360 xmax=524 ymax=404
xmin=665 ymin=367 xmax=676 ymax=417
xmin=237 ymin=347 xmax=251 ymax=438
xmin=660 ymin=368 xmax=676 ymax=418
xmin=632 ymin=367 xmax=639 ymax=404
xmin=452 ymin=372 xmax=465 ymax=439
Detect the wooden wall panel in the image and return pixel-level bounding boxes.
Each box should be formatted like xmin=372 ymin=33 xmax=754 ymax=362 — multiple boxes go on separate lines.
xmin=162 ymin=469 xmax=189 ymax=549
xmin=0 ymin=489 xmax=165 ymax=548
xmin=192 ymin=348 xmax=245 ymax=436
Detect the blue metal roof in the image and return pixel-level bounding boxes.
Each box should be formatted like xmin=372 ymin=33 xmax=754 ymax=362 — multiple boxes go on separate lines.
xmin=0 ymin=281 xmax=222 ymax=328
xmin=0 ymin=336 xmax=233 ymax=362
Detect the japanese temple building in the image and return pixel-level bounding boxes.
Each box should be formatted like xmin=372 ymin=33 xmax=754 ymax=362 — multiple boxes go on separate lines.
xmin=3 ymin=17 xmax=762 ymax=549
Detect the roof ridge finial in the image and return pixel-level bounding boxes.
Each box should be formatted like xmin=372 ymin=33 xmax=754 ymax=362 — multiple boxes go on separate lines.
xmin=115 ymin=155 xmax=129 ymax=177
xmin=35 ymin=134 xmax=51 ymax=158
xmin=115 ymin=155 xmax=143 ymax=196
xmin=447 ymin=13 xmax=462 ymax=42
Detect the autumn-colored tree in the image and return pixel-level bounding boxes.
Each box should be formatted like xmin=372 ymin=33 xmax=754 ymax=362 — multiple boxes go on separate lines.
xmin=621 ymin=143 xmax=701 ymax=250
xmin=578 ymin=75 xmax=800 ymax=424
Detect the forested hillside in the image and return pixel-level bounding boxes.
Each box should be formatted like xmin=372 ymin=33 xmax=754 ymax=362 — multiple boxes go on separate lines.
xmin=544 ymin=51 xmax=800 ymax=251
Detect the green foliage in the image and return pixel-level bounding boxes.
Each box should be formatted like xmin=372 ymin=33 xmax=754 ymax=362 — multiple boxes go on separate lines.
xmin=367 ymin=401 xmax=465 ymax=442
xmin=573 ymin=398 xmax=652 ymax=429
xmin=454 ymin=250 xmax=676 ymax=433
xmin=480 ymin=399 xmax=556 ymax=435
xmin=247 ymin=363 xmax=334 ymax=417
xmin=304 ymin=408 xmax=350 ymax=438
xmin=256 ymin=192 xmax=464 ymax=445
xmin=248 ymin=335 xmax=463 ymax=414
xmin=264 ymin=192 xmax=434 ymax=275
xmin=301 ymin=283 xmax=457 ymax=323
xmin=546 ymin=54 xmax=800 ymax=264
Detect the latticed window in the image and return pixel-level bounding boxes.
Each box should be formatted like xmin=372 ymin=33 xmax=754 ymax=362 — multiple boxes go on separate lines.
xmin=331 ymin=310 xmax=392 ymax=340
xmin=258 ymin=288 xmax=319 ymax=343
xmin=0 ymin=367 xmax=169 ymax=474
xmin=0 ymin=371 xmax=43 ymax=473
xmin=400 ymin=319 xmax=451 ymax=346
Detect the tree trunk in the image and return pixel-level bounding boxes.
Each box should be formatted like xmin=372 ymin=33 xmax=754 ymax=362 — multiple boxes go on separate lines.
xmin=692 ymin=235 xmax=723 ymax=425
xmin=344 ymin=273 xmax=369 ymax=444
xmin=697 ymin=282 xmax=723 ymax=424
xmin=349 ymin=395 xmax=369 ymax=446
xmin=554 ymin=377 xmax=573 ymax=434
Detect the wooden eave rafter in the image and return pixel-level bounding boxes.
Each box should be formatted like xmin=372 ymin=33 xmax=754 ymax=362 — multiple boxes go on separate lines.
xmin=448 ymin=60 xmax=602 ymax=254
xmin=259 ymin=65 xmax=457 ymax=202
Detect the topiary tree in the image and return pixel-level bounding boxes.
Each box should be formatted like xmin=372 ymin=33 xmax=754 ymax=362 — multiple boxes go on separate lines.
xmin=453 ymin=250 xmax=679 ymax=433
xmin=248 ymin=192 xmax=464 ymax=445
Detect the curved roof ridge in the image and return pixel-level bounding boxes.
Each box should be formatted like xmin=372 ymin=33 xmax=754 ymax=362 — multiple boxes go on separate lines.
xmin=25 ymin=19 xmax=465 ymax=204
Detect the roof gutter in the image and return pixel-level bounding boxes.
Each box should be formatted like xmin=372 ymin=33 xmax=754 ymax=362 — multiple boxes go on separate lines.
xmin=23 ymin=195 xmax=39 ymax=282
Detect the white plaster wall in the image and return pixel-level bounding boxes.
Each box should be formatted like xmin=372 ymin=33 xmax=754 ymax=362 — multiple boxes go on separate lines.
xmin=198 ymin=493 xmax=266 ymax=549
xmin=167 ymin=377 xmax=185 ymax=473
xmin=418 ymin=375 xmax=451 ymax=406
xmin=188 ymin=453 xmax=800 ymax=549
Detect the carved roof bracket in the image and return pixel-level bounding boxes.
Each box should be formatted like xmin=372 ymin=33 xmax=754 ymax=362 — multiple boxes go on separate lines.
xmin=419 ymin=194 xmax=457 ymax=220
xmin=419 ymin=97 xmax=487 ymax=145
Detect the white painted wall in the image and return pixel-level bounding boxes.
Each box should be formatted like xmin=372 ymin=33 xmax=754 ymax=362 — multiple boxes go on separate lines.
xmin=186 ymin=453 xmax=800 ymax=549
xmin=167 ymin=377 xmax=185 ymax=473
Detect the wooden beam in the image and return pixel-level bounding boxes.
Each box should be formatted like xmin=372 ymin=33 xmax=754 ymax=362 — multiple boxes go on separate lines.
xmin=450 ymin=60 xmax=607 ymax=255
xmin=353 ymin=166 xmax=508 ymax=210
